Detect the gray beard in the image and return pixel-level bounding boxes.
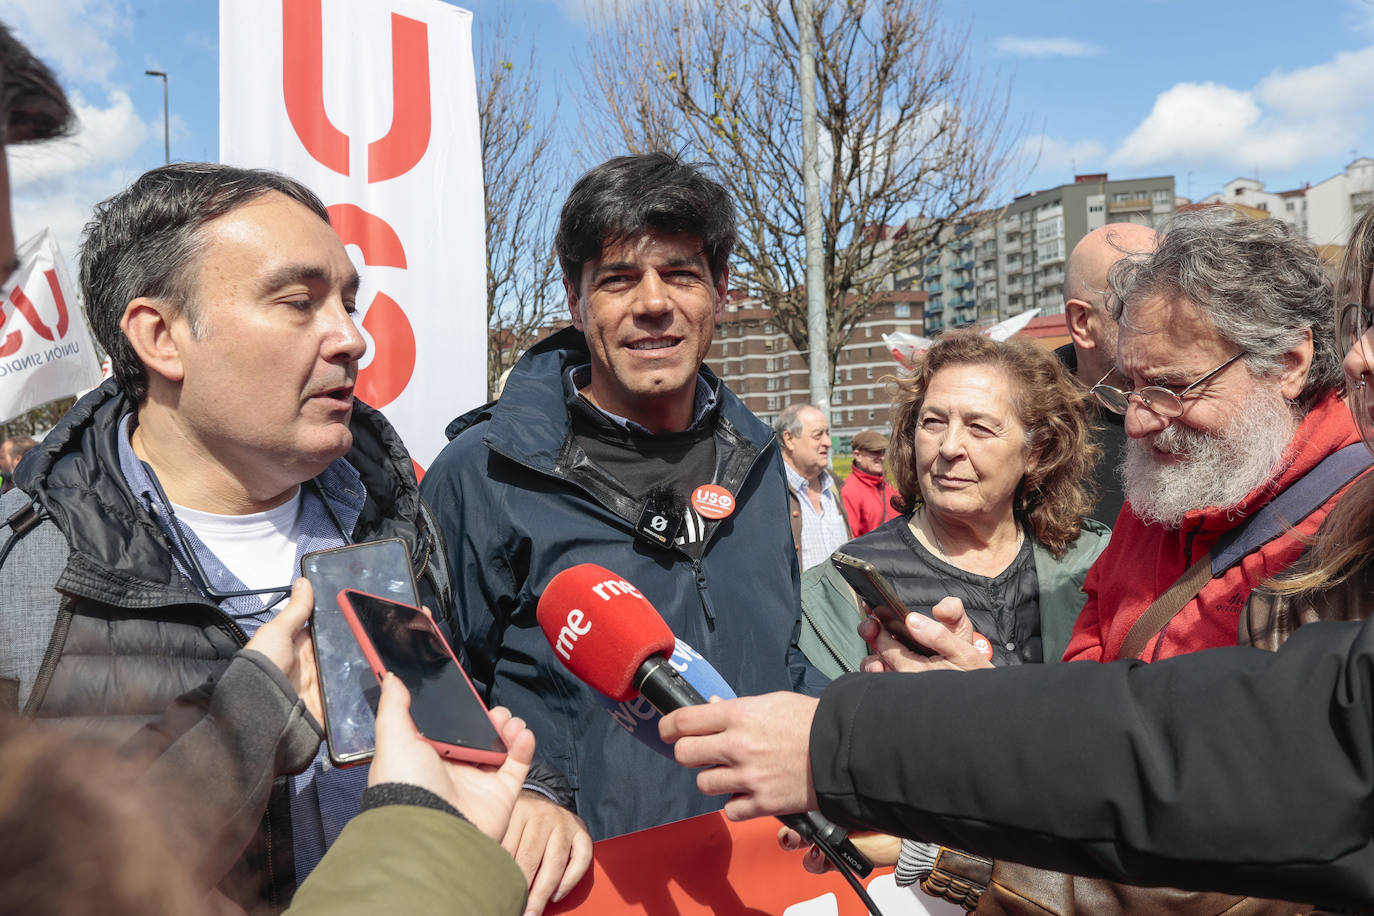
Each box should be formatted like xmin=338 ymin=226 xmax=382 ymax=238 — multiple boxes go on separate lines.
xmin=1122 ymin=387 xmax=1298 ymax=528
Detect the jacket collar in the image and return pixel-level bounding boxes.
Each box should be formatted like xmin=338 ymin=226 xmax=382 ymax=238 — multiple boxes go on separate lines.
xmin=480 ymin=326 xmax=774 ymax=472
xmin=14 ymin=378 xmax=419 ymax=600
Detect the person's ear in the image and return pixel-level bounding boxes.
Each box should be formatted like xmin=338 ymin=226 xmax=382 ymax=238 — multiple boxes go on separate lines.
xmin=713 ymin=267 xmax=729 ymax=321
xmin=121 ymin=298 xmax=187 ymax=384
xmin=1065 ymin=298 xmax=1096 ymax=352
xmin=1277 ymin=327 xmax=1315 ymax=401
xmin=565 ymin=278 xmax=584 ymax=331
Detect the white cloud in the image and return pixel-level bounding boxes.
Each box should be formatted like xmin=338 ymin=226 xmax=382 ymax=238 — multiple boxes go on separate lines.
xmin=1254 ymin=45 xmax=1374 ymax=117
xmin=8 ymin=90 xmax=150 ymax=187
xmin=1109 ymin=51 xmax=1374 ymax=174
xmin=994 ymin=36 xmax=1104 ymax=58
xmin=1018 ymin=134 xmax=1108 ymax=173
xmin=11 ymin=166 xmax=133 ymax=269
xmin=5 ymin=0 xmax=131 ymax=87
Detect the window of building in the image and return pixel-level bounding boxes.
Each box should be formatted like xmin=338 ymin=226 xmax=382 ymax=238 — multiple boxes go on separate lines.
xmin=894 ymin=303 xmax=910 ymax=318
xmin=846 ymin=389 xmax=854 ymax=402
xmin=766 ymin=377 xmax=778 ymax=391
xmin=1235 ymin=188 xmax=1244 ymax=197
xmin=767 ymin=396 xmax=778 ymax=410
xmin=1153 ymin=190 xmax=1170 ymax=204
xmin=866 ymin=366 xmax=873 ymax=379
xmin=867 ymin=409 xmax=875 ymax=421
xmin=865 ymin=325 xmax=873 ymax=338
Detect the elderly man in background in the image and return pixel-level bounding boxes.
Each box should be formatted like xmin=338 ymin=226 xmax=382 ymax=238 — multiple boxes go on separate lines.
xmin=777 ymin=402 xmax=850 ymax=571
xmin=840 ymin=429 xmax=896 ymax=538
xmin=1058 ymin=223 xmax=1159 ymax=525
xmin=1067 ymin=206 xmax=1363 ymax=663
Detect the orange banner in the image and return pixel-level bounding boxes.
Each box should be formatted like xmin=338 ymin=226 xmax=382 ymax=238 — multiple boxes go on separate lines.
xmin=548 ymin=811 xmax=962 ymax=915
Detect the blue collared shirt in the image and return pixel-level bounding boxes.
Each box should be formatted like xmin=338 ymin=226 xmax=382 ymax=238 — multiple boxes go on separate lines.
xmin=564 ymin=364 xmax=719 ymax=432
xmin=785 ymin=460 xmax=849 ymax=573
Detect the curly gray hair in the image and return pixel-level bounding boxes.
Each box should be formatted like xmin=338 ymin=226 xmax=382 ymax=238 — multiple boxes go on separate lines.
xmin=1108 ymin=207 xmax=1339 ymax=409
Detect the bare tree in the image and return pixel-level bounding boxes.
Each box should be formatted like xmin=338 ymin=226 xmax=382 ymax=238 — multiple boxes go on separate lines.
xmin=478 ymin=25 xmax=563 ymax=399
xmin=582 ymin=0 xmax=1020 ymax=390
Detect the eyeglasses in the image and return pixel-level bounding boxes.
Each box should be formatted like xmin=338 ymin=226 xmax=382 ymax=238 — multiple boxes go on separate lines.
xmin=1091 ymin=351 xmax=1244 ymax=418
xmin=1338 ymin=302 xmax=1374 ymax=360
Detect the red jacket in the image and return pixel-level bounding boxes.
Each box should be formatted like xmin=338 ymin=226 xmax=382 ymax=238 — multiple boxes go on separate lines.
xmin=1065 ymin=392 xmax=1362 ymax=663
xmin=840 ymin=466 xmax=899 ymax=538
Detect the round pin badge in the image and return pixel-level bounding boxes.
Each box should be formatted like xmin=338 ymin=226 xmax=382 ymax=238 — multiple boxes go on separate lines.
xmin=691 ymin=484 xmax=736 ymax=520
xmin=970 ymin=633 xmax=994 ymax=662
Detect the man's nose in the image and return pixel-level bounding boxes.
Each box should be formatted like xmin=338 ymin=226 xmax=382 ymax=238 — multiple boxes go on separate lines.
xmin=1124 ymin=397 xmax=1169 ymax=439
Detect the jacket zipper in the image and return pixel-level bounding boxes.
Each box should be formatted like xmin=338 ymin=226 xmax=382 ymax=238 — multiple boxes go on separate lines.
xmin=799 ymin=604 xmax=856 ymax=674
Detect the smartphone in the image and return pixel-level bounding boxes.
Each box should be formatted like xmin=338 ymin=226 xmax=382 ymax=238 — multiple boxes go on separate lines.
xmin=302 ymin=539 xmax=418 ymax=766
xmin=829 ymin=550 xmax=935 ymax=656
xmin=337 ymin=589 xmax=508 ymax=766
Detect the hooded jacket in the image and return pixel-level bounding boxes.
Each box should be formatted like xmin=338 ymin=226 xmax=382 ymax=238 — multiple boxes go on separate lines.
xmin=0 ymin=378 xmax=450 ymax=911
xmin=1065 ymin=392 xmax=1361 ymax=662
xmin=421 ymin=326 xmax=825 ymax=840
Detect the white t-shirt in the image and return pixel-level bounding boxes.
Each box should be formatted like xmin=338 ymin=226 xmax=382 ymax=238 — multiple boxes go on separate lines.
xmin=171 ymin=489 xmax=304 ymax=599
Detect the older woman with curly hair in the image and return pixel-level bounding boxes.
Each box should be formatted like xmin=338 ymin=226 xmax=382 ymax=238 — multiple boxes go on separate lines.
xmin=798 ymin=330 xmax=1111 ymax=677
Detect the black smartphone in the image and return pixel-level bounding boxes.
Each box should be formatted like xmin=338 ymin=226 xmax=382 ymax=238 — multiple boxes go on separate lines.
xmin=829 ymin=550 xmax=935 ymax=656
xmin=338 ymin=590 xmax=507 ymax=766
xmin=302 ymin=539 xmax=418 ymax=766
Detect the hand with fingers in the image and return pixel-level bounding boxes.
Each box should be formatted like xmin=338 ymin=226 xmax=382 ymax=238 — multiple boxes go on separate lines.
xmin=777 ymin=826 xmax=901 ymax=875
xmin=368 ymin=672 xmax=536 ymax=843
xmin=243 ymin=577 xmax=324 ymax=724
xmin=859 ymin=595 xmax=994 ymax=674
xmin=660 ymin=691 xmax=820 ymax=821
xmin=501 ymin=792 xmax=594 ymax=916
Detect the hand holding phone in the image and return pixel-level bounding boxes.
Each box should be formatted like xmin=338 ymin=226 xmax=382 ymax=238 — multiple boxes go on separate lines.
xmin=829 ymin=551 xmax=936 ymax=656
xmin=303 ymin=539 xmax=420 ymax=767
xmin=338 ymin=589 xmax=508 ymax=766
xmin=370 ymin=672 xmax=534 ymax=842
xmin=242 ymin=578 xmax=324 ymax=723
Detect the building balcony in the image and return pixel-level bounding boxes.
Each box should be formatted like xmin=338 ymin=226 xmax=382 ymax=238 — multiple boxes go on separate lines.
xmin=950 ymin=312 xmax=976 ymax=327
xmin=1108 ymin=197 xmax=1150 ymax=212
xmin=924 ymin=302 xmax=943 ymax=318
xmin=926 ymin=283 xmax=944 ymax=293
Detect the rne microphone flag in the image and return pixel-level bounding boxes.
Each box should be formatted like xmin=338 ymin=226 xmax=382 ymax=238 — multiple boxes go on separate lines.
xmin=536 ymin=563 xmax=675 ymax=702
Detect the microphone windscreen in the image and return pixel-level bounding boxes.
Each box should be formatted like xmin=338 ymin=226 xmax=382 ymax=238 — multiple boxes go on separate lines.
xmin=537 ymin=563 xmax=676 ymax=701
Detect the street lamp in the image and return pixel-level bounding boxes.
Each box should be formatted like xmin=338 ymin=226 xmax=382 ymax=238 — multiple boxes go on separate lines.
xmin=145 ymin=70 xmax=169 ymax=165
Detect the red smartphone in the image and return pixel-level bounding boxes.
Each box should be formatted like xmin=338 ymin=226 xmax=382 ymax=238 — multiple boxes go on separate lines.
xmin=337 ymin=589 xmax=508 ymax=766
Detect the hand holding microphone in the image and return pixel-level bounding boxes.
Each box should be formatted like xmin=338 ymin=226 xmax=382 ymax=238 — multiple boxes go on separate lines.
xmin=536 ymin=564 xmax=871 ymax=878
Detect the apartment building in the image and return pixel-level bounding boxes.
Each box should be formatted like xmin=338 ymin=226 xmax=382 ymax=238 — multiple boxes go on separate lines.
xmin=707 ymin=291 xmax=926 ymax=446
xmin=1203 ymin=158 xmax=1374 ymax=248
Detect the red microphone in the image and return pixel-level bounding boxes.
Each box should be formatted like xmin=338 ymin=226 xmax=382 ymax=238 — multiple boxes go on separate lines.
xmin=536 ymin=563 xmax=679 ymax=703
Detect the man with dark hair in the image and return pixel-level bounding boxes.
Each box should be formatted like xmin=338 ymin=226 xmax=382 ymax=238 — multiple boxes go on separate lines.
xmin=0 ymin=162 xmax=456 ymax=910
xmin=422 ymin=152 xmax=823 ymax=845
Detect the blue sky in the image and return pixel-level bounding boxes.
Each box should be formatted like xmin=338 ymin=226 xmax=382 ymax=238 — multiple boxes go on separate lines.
xmin=8 ymin=0 xmax=1374 ymax=263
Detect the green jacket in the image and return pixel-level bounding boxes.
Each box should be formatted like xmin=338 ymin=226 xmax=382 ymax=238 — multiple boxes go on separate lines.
xmin=799 ymin=518 xmax=1111 ymax=678
xmin=286 ymin=804 xmax=527 ymax=916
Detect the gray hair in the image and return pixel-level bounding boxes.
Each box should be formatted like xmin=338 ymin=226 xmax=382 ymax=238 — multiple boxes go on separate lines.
xmin=774 ymin=403 xmax=818 ymax=439
xmin=1108 ymin=207 xmax=1339 ymax=409
xmin=79 ymin=163 xmax=331 ymax=403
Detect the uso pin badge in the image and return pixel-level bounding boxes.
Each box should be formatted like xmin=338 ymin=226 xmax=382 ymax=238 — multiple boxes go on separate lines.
xmin=691 ymin=484 xmax=736 ymax=520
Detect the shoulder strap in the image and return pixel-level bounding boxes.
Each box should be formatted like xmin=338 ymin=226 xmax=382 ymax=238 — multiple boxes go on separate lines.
xmin=0 ymin=497 xmax=73 ymax=713
xmin=1118 ymin=443 xmax=1372 ymax=661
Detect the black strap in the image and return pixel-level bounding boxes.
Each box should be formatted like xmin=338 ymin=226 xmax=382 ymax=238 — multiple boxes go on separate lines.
xmin=1211 ymin=442 xmax=1372 ymax=575
xmin=1121 ymin=442 xmax=1372 ymax=660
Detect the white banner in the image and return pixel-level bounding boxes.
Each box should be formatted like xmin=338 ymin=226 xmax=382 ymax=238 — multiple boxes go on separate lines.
xmin=0 ymin=228 xmax=103 ymax=423
xmin=220 ymin=0 xmax=486 ymax=469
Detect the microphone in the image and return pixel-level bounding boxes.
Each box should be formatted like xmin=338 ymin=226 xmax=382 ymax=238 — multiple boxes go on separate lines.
xmin=594 ymin=637 xmax=737 ymax=760
xmin=537 ymin=563 xmax=873 ymax=878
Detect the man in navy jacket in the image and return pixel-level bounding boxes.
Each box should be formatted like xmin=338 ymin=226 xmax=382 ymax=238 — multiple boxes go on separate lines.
xmin=422 ymin=153 xmax=823 ymax=850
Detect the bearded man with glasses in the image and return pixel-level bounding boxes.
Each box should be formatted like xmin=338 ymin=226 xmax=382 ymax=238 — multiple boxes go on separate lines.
xmin=1064 ymin=206 xmax=1364 ymax=663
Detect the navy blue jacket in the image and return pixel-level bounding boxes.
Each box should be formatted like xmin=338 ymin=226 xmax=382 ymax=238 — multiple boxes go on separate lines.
xmin=422 ymin=327 xmax=824 ymax=839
